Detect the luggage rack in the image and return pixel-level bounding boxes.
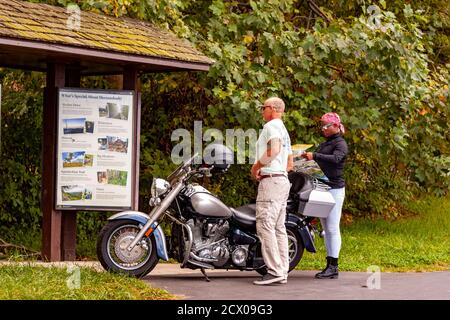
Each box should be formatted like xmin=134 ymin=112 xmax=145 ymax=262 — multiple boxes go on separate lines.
xmin=313 ymin=178 xmax=331 ymax=191
xmin=293 ymin=159 xmax=330 ymax=191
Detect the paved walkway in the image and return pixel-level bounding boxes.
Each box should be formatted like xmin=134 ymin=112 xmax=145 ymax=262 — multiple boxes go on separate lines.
xmin=143 ymin=264 xmax=450 ymax=300
xmin=1 ymin=261 xmax=448 ymax=300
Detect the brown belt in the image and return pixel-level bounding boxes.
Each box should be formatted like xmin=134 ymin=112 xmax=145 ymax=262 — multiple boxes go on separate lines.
xmin=259 ymin=174 xmax=287 ymax=181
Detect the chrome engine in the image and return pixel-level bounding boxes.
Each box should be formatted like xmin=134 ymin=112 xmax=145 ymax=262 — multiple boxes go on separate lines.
xmin=187 ymin=218 xmax=230 ymax=267
xmin=185 ymin=218 xmax=250 ymax=268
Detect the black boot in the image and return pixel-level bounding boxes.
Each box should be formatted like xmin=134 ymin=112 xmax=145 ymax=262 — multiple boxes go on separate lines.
xmin=315 ymin=257 xmax=339 ymax=279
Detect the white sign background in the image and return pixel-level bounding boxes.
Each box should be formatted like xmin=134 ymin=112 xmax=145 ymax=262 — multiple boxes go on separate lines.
xmin=55 ymin=88 xmax=134 ymax=210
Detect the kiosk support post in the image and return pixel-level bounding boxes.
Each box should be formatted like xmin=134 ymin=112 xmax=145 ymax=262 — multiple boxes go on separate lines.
xmin=42 ymin=63 xmax=80 ymax=261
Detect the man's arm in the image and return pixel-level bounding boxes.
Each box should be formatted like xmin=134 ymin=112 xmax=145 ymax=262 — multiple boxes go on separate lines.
xmin=260 ymin=138 xmax=282 ymax=165
xmin=251 ymin=138 xmax=282 ymax=179
xmin=287 ymin=154 xmax=293 ymax=172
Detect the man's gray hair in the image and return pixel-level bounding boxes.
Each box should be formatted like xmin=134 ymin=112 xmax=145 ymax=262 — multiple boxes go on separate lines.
xmin=264 ymin=97 xmax=285 ymax=112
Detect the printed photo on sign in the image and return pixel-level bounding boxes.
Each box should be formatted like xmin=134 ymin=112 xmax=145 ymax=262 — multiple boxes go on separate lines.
xmin=99 ymin=103 xmax=129 ymax=121
xmin=61 ymin=185 xmax=84 ymax=201
xmin=61 ymin=185 xmax=92 ymax=201
xmin=97 ymin=171 xmax=107 ymax=184
xmin=98 ymin=138 xmax=107 ymax=150
xmin=83 ymin=187 xmax=93 ymax=200
xmin=108 ymin=103 xmax=129 ymax=120
xmin=62 ymin=151 xmax=85 ymax=168
xmin=98 ymin=105 xmax=108 ymax=117
xmin=107 ymin=169 xmax=127 ymax=186
xmin=85 ymin=121 xmax=95 ymax=133
xmin=84 ymin=154 xmax=94 ymax=166
xmin=63 ymin=118 xmax=86 ymax=134
xmin=107 ymin=136 xmax=128 ymax=153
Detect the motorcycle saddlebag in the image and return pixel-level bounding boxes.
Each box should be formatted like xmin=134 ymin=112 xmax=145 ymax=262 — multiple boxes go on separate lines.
xmin=302 ymin=189 xmax=336 ymax=218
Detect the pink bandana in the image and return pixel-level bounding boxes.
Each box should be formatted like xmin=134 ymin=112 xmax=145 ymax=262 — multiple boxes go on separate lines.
xmin=321 ymin=112 xmax=341 ymax=124
xmin=321 ymin=112 xmax=345 ymax=134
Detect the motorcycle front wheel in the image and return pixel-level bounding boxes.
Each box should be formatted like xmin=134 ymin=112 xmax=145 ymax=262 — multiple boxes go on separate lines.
xmin=256 ymin=226 xmax=305 ymax=276
xmin=97 ymin=219 xmax=159 ymax=278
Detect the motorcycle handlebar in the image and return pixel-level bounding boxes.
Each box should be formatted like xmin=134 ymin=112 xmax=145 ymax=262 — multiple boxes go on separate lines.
xmin=167 ymin=163 xmax=214 ymax=187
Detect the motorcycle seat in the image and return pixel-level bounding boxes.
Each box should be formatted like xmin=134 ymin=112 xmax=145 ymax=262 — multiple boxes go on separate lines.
xmin=288 ymin=171 xmax=314 ymax=201
xmin=230 ymin=204 xmax=256 ymax=230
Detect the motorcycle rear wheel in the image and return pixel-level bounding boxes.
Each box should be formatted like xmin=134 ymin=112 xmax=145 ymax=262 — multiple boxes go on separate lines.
xmin=256 ymin=226 xmax=305 ymax=276
xmin=97 ymin=219 xmax=159 ymax=278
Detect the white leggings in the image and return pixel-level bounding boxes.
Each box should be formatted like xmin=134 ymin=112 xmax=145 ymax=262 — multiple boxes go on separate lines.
xmin=320 ymin=187 xmax=345 ymax=259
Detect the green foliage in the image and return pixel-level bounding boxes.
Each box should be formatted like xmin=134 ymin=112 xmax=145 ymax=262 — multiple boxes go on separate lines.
xmin=132 ymin=1 xmax=450 ymax=216
xmin=0 ymin=70 xmax=44 ymax=236
xmin=75 ymin=212 xmax=109 ymax=257
xmin=203 ymin=164 xmax=258 ymax=208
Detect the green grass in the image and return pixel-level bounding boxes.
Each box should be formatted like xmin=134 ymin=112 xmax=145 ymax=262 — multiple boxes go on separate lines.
xmin=0 ymin=265 xmax=177 ymax=300
xmin=297 ymin=195 xmax=450 ymax=272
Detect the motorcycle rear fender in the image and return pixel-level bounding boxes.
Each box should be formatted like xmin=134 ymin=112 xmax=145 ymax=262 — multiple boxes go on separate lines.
xmin=108 ymin=211 xmax=169 ymax=261
xmin=285 ymin=214 xmax=316 ymax=253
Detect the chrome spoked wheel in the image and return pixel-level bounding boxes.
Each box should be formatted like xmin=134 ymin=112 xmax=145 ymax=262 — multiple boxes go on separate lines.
xmin=97 ymin=219 xmax=159 ymax=277
xmin=287 ymin=229 xmax=298 ymax=262
xmin=106 ymin=224 xmax=153 ymax=271
xmin=286 ymin=226 xmax=305 ymax=271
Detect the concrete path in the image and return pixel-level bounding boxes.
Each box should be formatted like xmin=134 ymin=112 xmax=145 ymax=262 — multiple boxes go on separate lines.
xmin=143 ymin=264 xmax=450 ymax=300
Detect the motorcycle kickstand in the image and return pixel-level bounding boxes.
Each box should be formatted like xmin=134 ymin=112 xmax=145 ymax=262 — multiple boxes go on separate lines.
xmin=200 ymin=268 xmax=211 ymax=282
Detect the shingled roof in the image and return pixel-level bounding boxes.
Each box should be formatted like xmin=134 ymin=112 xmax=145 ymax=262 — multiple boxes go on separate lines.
xmin=0 ymin=0 xmax=213 ymax=74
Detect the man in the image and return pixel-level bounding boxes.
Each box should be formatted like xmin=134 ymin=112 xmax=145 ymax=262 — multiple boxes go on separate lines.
xmin=251 ymin=97 xmax=293 ymax=285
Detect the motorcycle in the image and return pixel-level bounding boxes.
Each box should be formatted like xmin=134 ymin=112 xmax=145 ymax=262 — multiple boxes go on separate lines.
xmin=97 ymin=144 xmax=335 ymax=279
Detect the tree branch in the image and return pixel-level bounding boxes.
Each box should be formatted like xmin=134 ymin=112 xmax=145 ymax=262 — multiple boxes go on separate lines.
xmin=0 ymin=238 xmax=41 ymax=257
xmin=307 ymin=0 xmax=333 ymax=23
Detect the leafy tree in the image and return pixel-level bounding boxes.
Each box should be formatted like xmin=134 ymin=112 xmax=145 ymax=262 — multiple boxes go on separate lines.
xmin=0 ymin=70 xmax=44 ymax=238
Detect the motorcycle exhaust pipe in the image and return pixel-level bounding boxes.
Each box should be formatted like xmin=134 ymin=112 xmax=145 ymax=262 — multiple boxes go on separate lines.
xmin=164 ymin=211 xmax=193 ymax=267
xmin=189 ymin=252 xmax=218 ymax=263
xmin=182 ymin=224 xmax=193 ymax=266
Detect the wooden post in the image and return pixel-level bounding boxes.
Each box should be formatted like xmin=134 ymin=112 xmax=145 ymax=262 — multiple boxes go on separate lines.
xmin=60 ymin=212 xmax=77 ymax=260
xmin=123 ymin=67 xmax=141 ymax=210
xmin=41 ymin=63 xmax=65 ymax=261
xmin=60 ymin=64 xmax=81 ymax=261
xmin=42 ymin=63 xmax=81 ymax=261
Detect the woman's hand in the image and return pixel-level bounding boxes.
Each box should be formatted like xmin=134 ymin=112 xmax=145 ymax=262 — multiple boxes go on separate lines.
xmin=301 ymin=152 xmax=314 ymax=161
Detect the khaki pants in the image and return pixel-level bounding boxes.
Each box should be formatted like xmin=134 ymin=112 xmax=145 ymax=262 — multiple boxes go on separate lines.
xmin=256 ymin=176 xmax=290 ymax=278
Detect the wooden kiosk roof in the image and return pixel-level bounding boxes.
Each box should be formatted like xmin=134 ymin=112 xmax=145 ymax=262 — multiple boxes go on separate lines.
xmin=0 ymin=0 xmax=213 ymax=74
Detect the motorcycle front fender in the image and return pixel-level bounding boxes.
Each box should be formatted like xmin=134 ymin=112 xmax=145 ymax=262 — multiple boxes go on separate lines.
xmin=285 ymin=214 xmax=316 ymax=253
xmin=108 ymin=211 xmax=169 ymax=261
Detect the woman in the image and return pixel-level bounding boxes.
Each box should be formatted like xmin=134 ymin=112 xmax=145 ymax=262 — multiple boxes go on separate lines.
xmin=301 ymin=112 xmax=348 ymax=279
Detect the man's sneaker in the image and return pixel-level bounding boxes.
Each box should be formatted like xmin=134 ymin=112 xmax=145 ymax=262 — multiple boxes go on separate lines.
xmin=279 ymin=277 xmax=287 ymax=284
xmin=253 ymin=273 xmax=284 ymax=285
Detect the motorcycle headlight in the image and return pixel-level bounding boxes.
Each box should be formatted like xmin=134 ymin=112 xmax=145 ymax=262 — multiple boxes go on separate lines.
xmin=151 ymin=178 xmax=170 ymax=197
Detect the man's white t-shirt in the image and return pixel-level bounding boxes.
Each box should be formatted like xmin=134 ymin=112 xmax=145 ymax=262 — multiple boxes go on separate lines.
xmin=255 ymin=118 xmax=292 ymax=175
